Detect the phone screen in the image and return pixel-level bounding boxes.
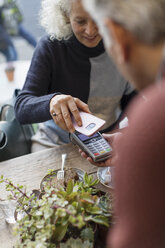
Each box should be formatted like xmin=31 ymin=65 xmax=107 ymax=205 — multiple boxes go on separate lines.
xmin=77 ymin=132 xmax=99 ymax=141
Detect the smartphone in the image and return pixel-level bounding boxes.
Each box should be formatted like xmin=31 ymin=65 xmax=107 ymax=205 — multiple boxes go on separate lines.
xmin=72 ymin=111 xmax=106 ymax=136
xmin=70 ymin=131 xmax=112 ymax=162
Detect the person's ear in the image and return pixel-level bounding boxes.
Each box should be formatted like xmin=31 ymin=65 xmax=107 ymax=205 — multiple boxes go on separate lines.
xmin=104 ymin=19 xmax=132 ymax=64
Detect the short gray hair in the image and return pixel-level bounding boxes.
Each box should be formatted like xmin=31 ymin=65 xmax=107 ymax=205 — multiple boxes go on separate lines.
xmin=83 ymin=0 xmax=165 ymax=45
xmin=40 ymin=0 xmax=75 ymax=40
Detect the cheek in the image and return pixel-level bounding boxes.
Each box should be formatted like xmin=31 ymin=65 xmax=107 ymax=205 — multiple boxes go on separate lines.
xmin=71 ymin=23 xmax=84 ymax=35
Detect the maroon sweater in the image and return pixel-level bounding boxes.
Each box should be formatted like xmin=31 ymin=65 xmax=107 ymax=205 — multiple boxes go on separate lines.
xmin=108 ymin=82 xmax=165 ymax=248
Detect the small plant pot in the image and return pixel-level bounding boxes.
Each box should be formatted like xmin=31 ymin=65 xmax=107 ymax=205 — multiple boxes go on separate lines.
xmin=5 ymin=70 xmax=15 ymax=82
xmin=5 ymin=63 xmax=15 ymax=82
xmin=1 ymin=172 xmax=112 ymax=248
xmin=40 ymin=167 xmax=85 ymax=191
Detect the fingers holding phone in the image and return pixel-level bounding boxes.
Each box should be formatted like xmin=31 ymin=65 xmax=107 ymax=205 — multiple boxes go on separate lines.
xmin=67 ymin=97 xmax=90 ymax=129
xmin=72 ymin=111 xmax=106 ymax=136
xmin=50 ymin=94 xmax=90 ymax=132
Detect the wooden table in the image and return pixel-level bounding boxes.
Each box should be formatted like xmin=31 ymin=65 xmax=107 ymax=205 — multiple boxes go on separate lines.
xmin=0 ymin=143 xmax=111 ymax=248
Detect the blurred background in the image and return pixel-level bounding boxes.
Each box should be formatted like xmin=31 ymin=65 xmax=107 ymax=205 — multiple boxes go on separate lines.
xmin=0 ymin=0 xmax=45 ymax=159
xmin=0 ymin=0 xmax=44 ymax=62
xmin=0 ymin=0 xmax=46 ymax=105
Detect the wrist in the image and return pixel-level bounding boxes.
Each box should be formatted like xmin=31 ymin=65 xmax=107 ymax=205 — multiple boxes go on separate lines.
xmin=49 ymin=92 xmax=62 ymax=107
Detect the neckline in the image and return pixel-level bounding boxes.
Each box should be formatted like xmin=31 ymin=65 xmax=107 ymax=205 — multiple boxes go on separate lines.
xmin=67 ymin=34 xmax=105 ymax=58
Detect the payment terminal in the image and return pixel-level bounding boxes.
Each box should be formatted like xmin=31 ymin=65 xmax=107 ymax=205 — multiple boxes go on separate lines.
xmin=70 ymin=131 xmax=112 ymax=162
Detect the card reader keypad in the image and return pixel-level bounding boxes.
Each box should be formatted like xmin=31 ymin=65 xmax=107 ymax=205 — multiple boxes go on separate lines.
xmin=85 ymin=138 xmax=112 ymax=156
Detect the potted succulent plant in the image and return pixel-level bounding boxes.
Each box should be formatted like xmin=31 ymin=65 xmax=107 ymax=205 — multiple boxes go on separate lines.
xmin=0 ymin=170 xmax=113 ymax=248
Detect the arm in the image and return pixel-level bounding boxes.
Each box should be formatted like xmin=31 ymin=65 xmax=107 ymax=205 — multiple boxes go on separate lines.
xmin=14 ymin=36 xmax=90 ymax=128
xmin=14 ymin=37 xmax=58 ymax=124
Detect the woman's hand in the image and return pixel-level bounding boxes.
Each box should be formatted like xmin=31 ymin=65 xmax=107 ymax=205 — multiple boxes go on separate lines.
xmin=79 ymin=132 xmax=122 ymax=167
xmin=50 ymin=94 xmax=90 ymax=132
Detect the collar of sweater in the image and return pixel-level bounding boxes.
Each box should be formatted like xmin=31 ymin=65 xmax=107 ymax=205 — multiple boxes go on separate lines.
xmin=67 ymin=34 xmax=105 ymax=58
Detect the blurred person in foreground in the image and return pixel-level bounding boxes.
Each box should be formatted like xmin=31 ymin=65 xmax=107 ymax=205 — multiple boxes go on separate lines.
xmin=14 ymin=0 xmax=136 ymax=152
xmin=81 ymin=0 xmax=165 ymax=247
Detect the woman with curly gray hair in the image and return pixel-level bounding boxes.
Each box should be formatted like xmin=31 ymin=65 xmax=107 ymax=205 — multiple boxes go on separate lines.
xmin=14 ymin=0 xmax=136 ymax=151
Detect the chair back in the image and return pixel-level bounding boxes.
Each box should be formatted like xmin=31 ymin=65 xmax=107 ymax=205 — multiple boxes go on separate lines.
xmin=0 ymin=90 xmax=34 ymax=162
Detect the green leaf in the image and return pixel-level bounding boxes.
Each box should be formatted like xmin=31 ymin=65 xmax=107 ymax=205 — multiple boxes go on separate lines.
xmin=86 ymin=206 xmax=102 ymax=215
xmin=71 ymin=201 xmax=78 ymax=209
xmin=56 ymin=208 xmax=67 ymax=218
xmin=89 ymin=179 xmax=100 ymax=187
xmin=89 ymin=215 xmax=109 ymax=227
xmin=35 ymin=210 xmax=43 ymax=216
xmin=0 ymin=175 xmax=4 ymax=183
xmin=66 ymin=180 xmax=74 ymax=195
xmin=66 ymin=192 xmax=78 ymax=203
xmin=80 ymin=193 xmax=94 ymax=204
xmin=52 ymin=224 xmax=68 ymax=241
xmin=84 ymin=173 xmax=89 ymax=184
xmin=44 ymin=207 xmax=54 ymax=219
xmin=58 ymin=191 xmax=67 ymax=198
xmin=36 ymin=220 xmax=45 ymax=229
xmin=60 ymin=237 xmax=93 ymax=248
xmin=88 ymin=175 xmax=93 ymax=184
xmin=80 ymin=227 xmax=94 ymax=242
